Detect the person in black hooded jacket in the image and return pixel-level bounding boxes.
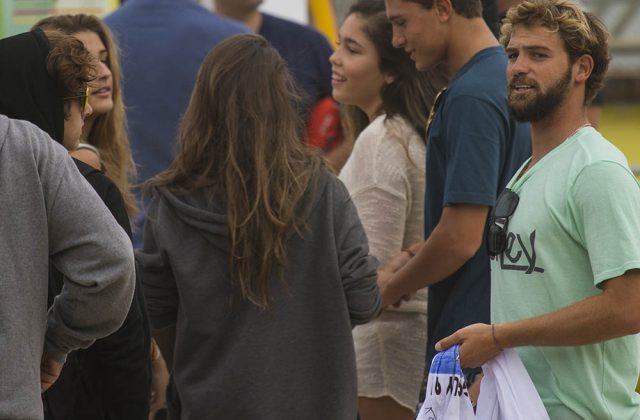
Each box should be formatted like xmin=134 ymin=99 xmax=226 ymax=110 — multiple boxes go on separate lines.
xmin=0 ymin=28 xmax=151 ymax=420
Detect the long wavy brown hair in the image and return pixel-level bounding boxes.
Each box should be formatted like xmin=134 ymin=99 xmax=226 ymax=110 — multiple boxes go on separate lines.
xmin=34 ymin=14 xmax=138 ymax=216
xmin=147 ymin=34 xmax=322 ymax=310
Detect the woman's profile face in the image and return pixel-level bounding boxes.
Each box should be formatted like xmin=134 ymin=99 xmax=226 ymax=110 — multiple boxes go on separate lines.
xmin=329 ymin=13 xmax=389 ymax=119
xmin=74 ymin=30 xmax=113 ymax=117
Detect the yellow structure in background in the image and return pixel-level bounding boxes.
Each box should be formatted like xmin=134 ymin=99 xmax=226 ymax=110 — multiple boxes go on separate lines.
xmin=308 ymin=0 xmax=338 ymax=49
xmin=600 ymin=105 xmax=640 ymax=175
xmin=1 ymin=0 xmax=117 ymax=37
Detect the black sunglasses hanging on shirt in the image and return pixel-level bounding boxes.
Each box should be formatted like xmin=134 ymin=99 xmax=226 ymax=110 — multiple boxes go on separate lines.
xmin=487 ymin=188 xmax=520 ymax=256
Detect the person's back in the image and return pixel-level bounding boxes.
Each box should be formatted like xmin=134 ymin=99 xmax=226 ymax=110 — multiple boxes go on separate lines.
xmin=105 ymin=0 xmax=248 ymax=246
xmin=0 ymin=114 xmax=135 ymax=419
xmin=136 ymin=34 xmax=380 ymax=419
xmin=140 ymin=167 xmax=378 ymax=419
xmin=43 ymin=160 xmax=151 ymax=420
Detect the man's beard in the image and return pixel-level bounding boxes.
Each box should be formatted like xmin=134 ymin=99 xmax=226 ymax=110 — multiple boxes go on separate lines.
xmin=508 ymin=67 xmax=572 ymax=123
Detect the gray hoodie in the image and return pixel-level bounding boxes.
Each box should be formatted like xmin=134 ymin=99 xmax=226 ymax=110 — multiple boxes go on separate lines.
xmin=137 ymin=166 xmax=380 ymax=419
xmin=0 ymin=115 xmax=135 ymax=419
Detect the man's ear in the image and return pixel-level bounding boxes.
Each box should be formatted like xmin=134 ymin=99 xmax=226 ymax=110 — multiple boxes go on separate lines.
xmin=434 ymin=0 xmax=453 ymax=22
xmin=574 ymin=54 xmax=594 ymax=84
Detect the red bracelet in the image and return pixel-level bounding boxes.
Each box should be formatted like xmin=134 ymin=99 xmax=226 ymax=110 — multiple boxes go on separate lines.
xmin=492 ymin=323 xmax=504 ymax=352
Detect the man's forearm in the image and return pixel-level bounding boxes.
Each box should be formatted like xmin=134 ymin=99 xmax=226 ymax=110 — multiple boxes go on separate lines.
xmin=436 ymin=272 xmax=640 ymax=368
xmin=379 ymin=204 xmax=489 ymax=307
xmin=387 ymin=223 xmax=477 ymax=298
xmin=498 ymin=282 xmax=640 ymax=348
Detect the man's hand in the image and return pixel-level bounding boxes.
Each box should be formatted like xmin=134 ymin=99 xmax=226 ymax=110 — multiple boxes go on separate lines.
xmin=378 ymin=275 xmax=414 ymax=308
xmin=377 ymin=249 xmax=415 ymax=308
xmin=40 ymin=353 xmax=63 ymax=392
xmin=435 ymin=323 xmax=501 ymax=368
xmin=383 ymin=248 xmax=414 ymax=273
xmin=378 ymin=270 xmax=400 ymax=308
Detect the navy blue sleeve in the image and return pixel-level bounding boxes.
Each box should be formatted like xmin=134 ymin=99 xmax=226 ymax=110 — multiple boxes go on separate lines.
xmin=310 ymin=36 xmax=334 ymax=101
xmin=442 ymin=95 xmax=507 ymax=207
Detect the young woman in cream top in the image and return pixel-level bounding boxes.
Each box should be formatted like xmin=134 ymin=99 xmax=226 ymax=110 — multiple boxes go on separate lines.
xmin=331 ymin=0 xmax=447 ymax=418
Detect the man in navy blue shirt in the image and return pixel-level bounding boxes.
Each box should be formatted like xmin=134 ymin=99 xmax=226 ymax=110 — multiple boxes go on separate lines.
xmin=105 ymin=0 xmax=247 ymax=247
xmin=379 ymin=0 xmax=531 ymax=400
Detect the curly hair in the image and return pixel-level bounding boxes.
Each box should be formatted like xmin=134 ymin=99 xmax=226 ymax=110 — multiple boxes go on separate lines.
xmin=500 ymin=0 xmax=610 ymax=105
xmin=35 ymin=15 xmax=138 ymax=216
xmin=44 ymin=29 xmax=95 ymax=114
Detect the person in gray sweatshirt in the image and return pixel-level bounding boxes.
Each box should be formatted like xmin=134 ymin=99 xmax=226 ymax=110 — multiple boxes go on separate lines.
xmin=0 ymin=113 xmax=136 ymax=418
xmin=136 ymin=33 xmax=381 ymax=420
xmin=0 ymin=34 xmax=135 ymax=419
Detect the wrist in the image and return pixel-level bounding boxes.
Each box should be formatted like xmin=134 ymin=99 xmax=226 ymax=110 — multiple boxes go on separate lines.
xmin=492 ymin=323 xmax=504 ymax=352
xmin=402 ymin=248 xmax=416 ymax=258
xmin=150 ymin=339 xmax=162 ymax=362
xmin=388 ymin=276 xmax=409 ymax=303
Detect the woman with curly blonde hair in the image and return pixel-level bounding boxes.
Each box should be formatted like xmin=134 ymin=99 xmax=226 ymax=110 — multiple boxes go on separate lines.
xmin=34 ymin=14 xmax=137 ymax=216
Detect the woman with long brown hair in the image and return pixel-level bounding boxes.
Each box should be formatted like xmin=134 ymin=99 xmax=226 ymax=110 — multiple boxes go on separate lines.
xmin=331 ymin=0 xmax=447 ymax=418
xmin=34 ymin=14 xmax=137 ymax=217
xmin=136 ymin=33 xmax=380 ymax=419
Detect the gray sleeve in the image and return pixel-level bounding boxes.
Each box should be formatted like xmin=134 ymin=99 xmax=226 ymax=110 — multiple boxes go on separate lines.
xmin=333 ymin=179 xmax=381 ymax=326
xmin=44 ymin=144 xmax=135 ymax=363
xmin=135 ymin=197 xmax=179 ymax=329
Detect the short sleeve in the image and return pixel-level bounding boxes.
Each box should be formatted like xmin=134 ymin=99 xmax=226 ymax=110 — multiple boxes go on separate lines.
xmin=312 ymin=35 xmax=334 ymax=100
xmin=441 ymin=95 xmax=506 ymax=206
xmin=569 ymin=161 xmax=640 ymax=286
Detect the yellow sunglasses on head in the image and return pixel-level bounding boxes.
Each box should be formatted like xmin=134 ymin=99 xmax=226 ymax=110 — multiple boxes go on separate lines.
xmin=63 ymin=84 xmax=89 ymax=116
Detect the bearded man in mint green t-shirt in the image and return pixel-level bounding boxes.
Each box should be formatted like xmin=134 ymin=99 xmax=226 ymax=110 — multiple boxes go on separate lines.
xmin=435 ymin=1 xmax=640 ymax=418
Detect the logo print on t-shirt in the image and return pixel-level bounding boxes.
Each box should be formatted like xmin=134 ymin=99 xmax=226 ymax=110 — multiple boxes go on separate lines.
xmin=492 ymin=230 xmax=544 ymax=274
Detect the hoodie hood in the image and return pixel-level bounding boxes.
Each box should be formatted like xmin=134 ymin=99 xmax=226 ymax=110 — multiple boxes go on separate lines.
xmin=0 ymin=29 xmax=65 ymax=145
xmin=157 ymin=187 xmax=229 ymax=248
xmin=155 ymin=166 xmax=330 ymax=248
